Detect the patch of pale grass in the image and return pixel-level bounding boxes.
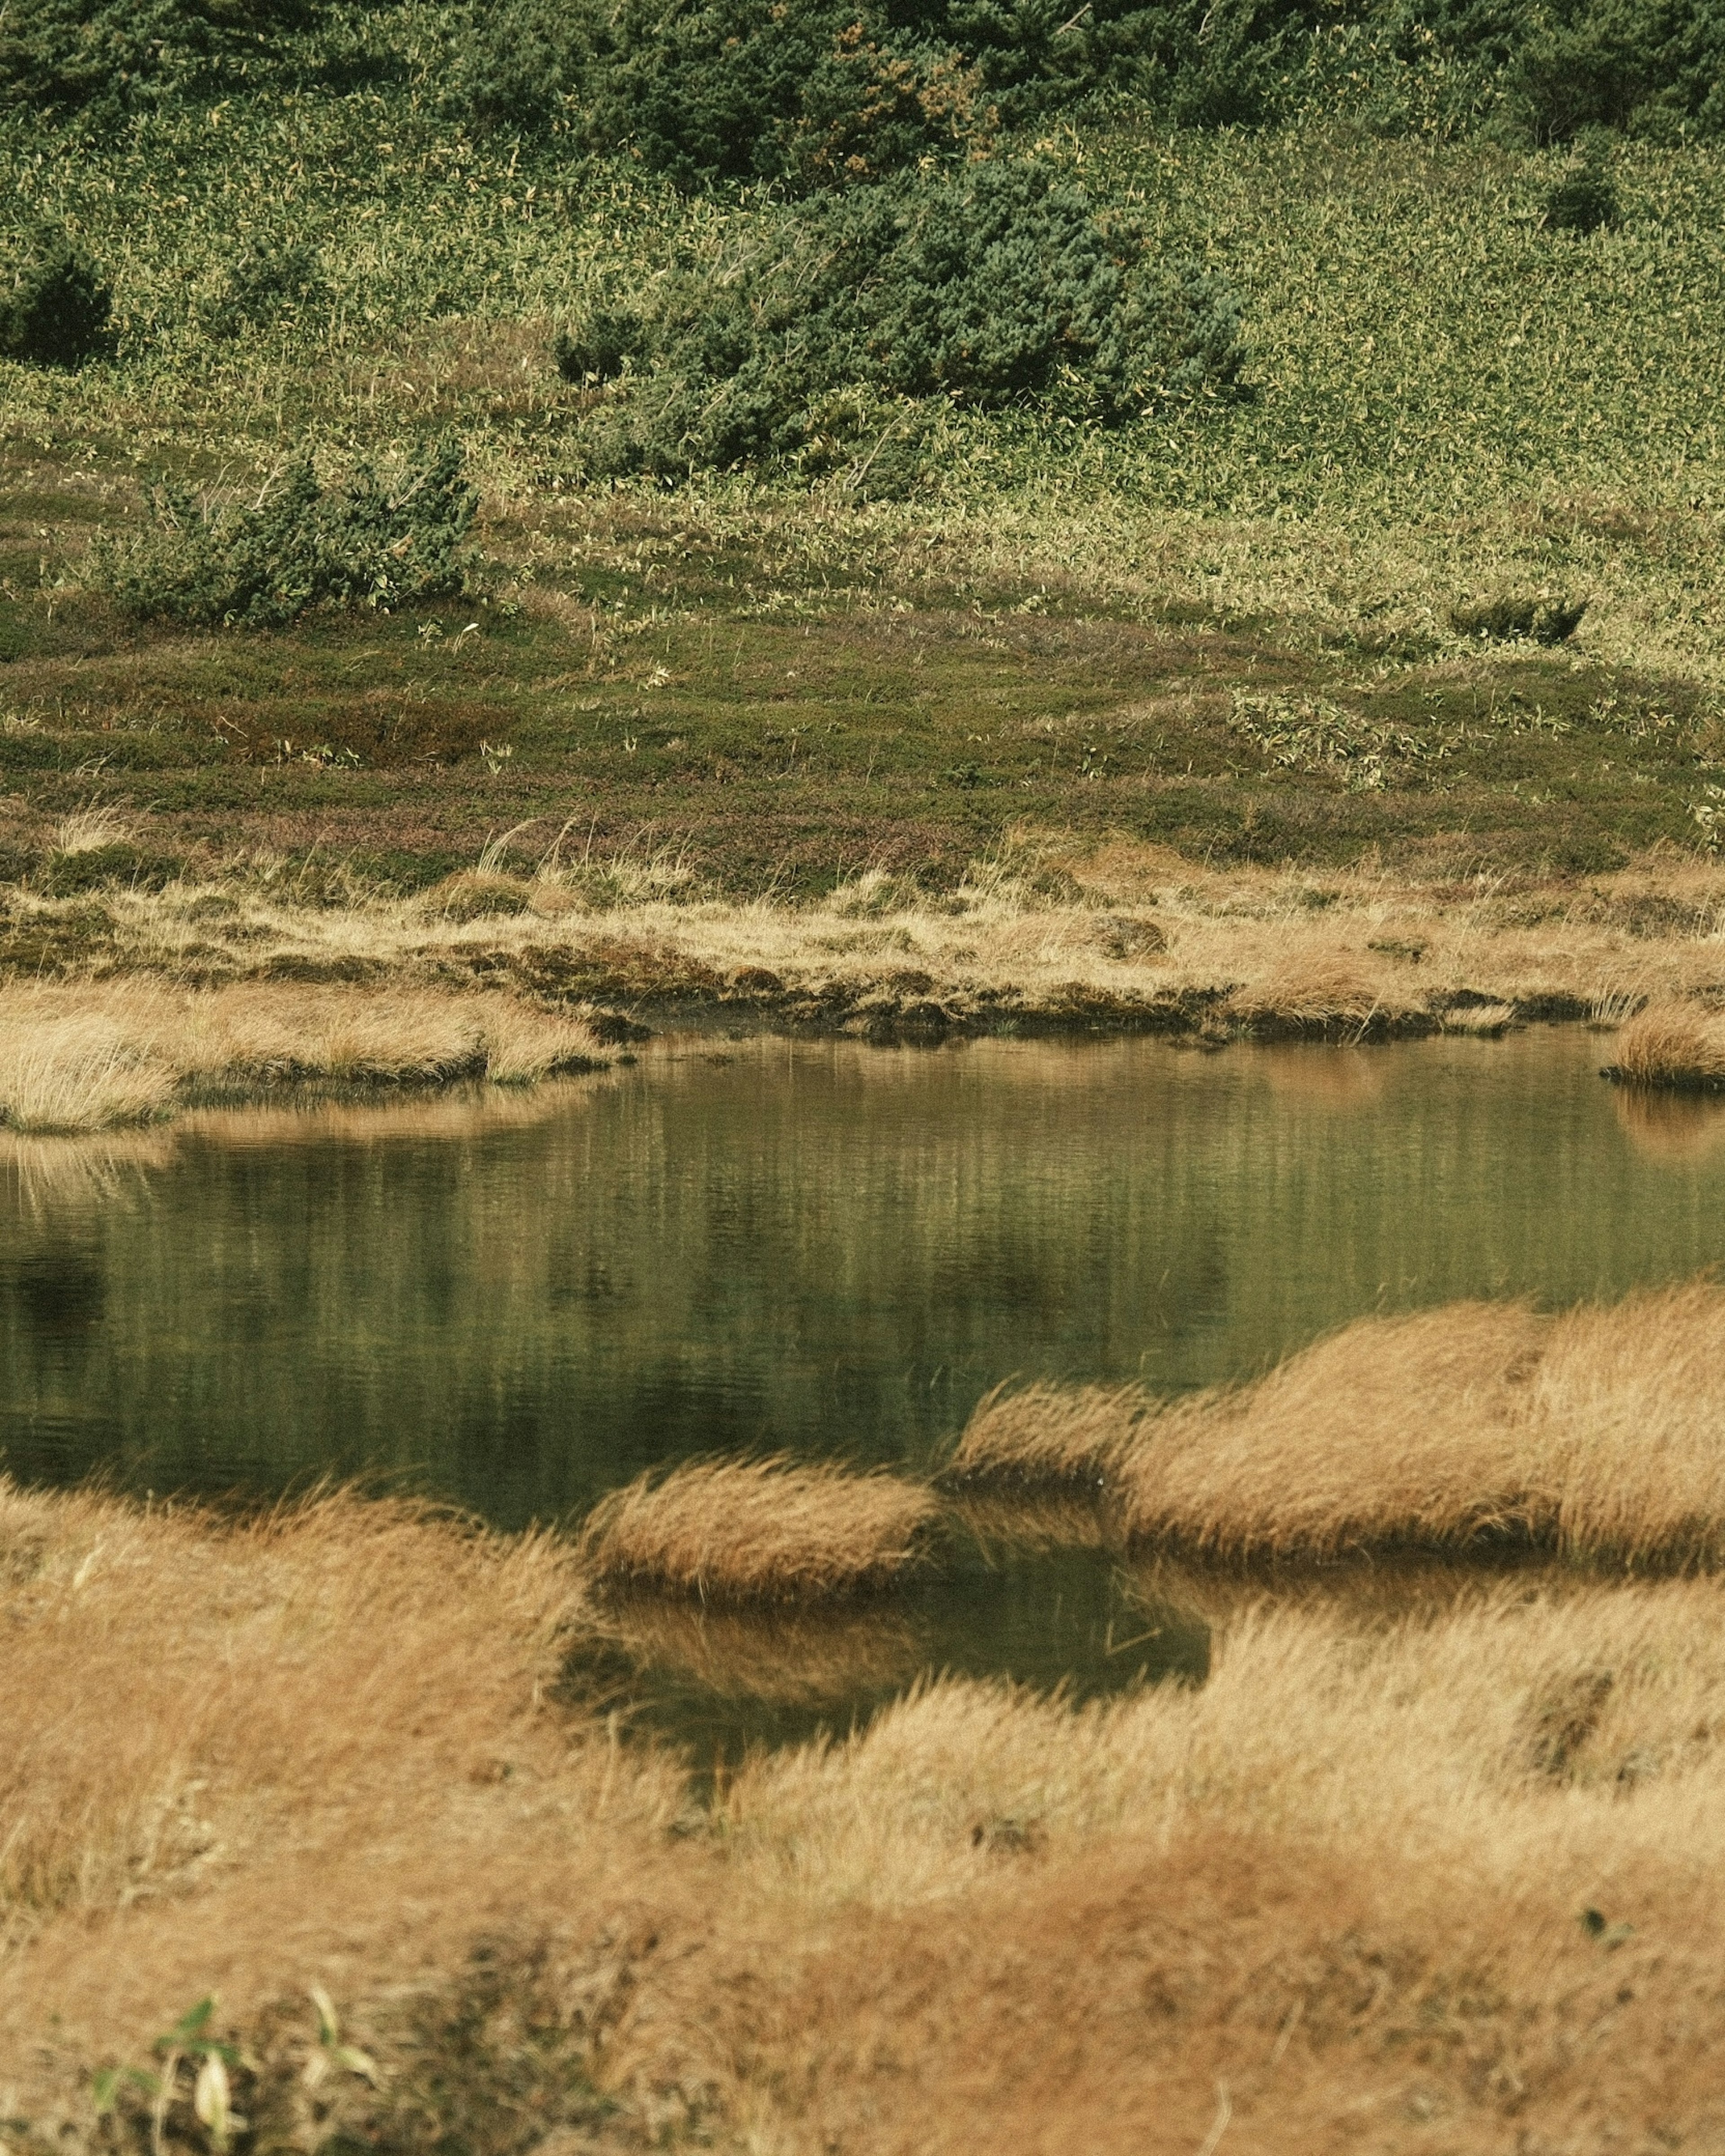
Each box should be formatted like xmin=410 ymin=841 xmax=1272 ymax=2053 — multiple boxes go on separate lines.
xmin=964 ymin=1283 xmax=1725 ymax=1566
xmin=1439 ymin=999 xmax=1517 ymax=1034
xmin=0 ymin=1013 xmax=174 ymax=1133
xmin=0 ymin=982 xmax=604 ymax=1124
xmin=50 ymin=805 xmax=133 ymax=856
xmin=583 ymin=1458 xmax=940 ymax=1601
xmin=1609 ymin=1001 xmax=1725 ymax=1087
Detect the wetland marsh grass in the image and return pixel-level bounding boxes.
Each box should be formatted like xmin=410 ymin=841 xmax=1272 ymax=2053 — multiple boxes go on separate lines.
xmin=953 ymin=1282 xmax=1725 ymax=1567
xmin=0 ymin=981 xmax=605 ymax=1130
xmin=582 ymin=1457 xmax=940 ymax=1602
xmin=13 ymin=1445 xmax=1725 ymax=2145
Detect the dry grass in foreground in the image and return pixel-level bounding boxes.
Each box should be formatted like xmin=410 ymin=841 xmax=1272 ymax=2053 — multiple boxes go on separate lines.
xmin=10 ymin=1481 xmax=1725 ymax=2151
xmin=953 ymin=1280 xmax=1725 ymax=1565
xmin=582 ymin=1458 xmax=940 ymax=1602
xmin=0 ymin=980 xmax=605 ymax=1131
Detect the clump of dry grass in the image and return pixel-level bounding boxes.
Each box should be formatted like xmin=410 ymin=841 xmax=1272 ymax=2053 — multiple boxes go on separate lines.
xmin=0 ymin=1013 xmax=176 ymax=1132
xmin=582 ymin=1458 xmax=940 ymax=1602
xmin=944 ymin=1382 xmax=1151 ymax=1491
xmin=1606 ymin=1000 xmax=1725 ymax=1088
xmin=0 ymin=982 xmax=604 ymax=1130
xmin=953 ymin=1284 xmax=1725 ymax=1567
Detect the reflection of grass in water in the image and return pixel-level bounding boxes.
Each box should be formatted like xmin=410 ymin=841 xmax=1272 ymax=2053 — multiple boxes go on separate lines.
xmin=604 ymin=1591 xmax=925 ymax=1707
xmin=0 ymin=1074 xmax=606 ymax=1213
xmin=941 ymin=1479 xmax=1122 ymax=1555
xmin=1611 ymin=1082 xmax=1725 ymax=1161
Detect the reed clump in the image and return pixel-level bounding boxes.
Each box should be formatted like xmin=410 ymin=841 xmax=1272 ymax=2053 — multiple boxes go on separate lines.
xmin=0 ymin=981 xmax=604 ymax=1130
xmin=582 ymin=1458 xmax=940 ymax=1602
xmin=953 ymin=1283 xmax=1725 ymax=1568
xmin=1606 ymin=1001 xmax=1725 ymax=1090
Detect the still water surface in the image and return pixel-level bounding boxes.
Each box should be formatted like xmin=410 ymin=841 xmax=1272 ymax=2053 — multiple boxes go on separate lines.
xmin=4 ymin=1025 xmax=1722 ymax=1731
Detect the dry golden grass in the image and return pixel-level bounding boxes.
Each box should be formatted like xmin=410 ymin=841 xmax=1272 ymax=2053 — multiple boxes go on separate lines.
xmin=944 ymin=1380 xmax=1150 ymax=1490
xmin=1608 ymin=998 xmax=1725 ymax=1087
xmin=13 ymin=844 xmax=1725 ymax=1057
xmin=13 ymin=1481 xmax=1725 ymax=2149
xmin=0 ymin=981 xmax=604 ymax=1129
xmin=954 ymin=1282 xmax=1725 ymax=1566
xmin=583 ymin=1458 xmax=940 ymax=1602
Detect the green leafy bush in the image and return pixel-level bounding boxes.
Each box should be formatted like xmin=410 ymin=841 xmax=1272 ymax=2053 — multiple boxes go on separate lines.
xmin=92 ymin=436 xmax=478 ymax=628
xmin=0 ymin=0 xmax=319 ymax=118
xmin=200 ymin=238 xmax=327 ymax=338
xmin=1542 ymin=137 xmax=1622 ymax=229
xmin=569 ymin=162 xmax=1250 ymax=483
xmin=447 ymin=0 xmax=1725 ymax=168
xmin=0 ymin=231 xmax=112 ymax=367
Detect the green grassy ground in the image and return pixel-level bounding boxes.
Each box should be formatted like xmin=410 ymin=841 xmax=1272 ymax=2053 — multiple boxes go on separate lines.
xmin=6 ymin=67 xmax=1725 ymax=898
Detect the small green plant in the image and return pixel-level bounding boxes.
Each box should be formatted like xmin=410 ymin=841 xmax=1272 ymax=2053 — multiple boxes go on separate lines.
xmin=1451 ymin=591 xmax=1588 ymax=644
xmin=91 ymin=435 xmax=479 ymax=628
xmin=1542 ymin=135 xmax=1621 ymax=234
xmin=93 ymin=1996 xmax=244 ymax=2155
xmin=1229 ymin=690 xmax=1447 ymax=790
xmin=0 ymin=230 xmax=112 ymax=368
xmin=201 ymin=237 xmax=326 ymax=339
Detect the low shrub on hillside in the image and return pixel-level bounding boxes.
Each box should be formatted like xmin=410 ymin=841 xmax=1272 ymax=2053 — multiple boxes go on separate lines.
xmin=0 ymin=230 xmax=111 ymax=367
xmin=0 ymin=0 xmax=320 ymax=118
xmin=200 ymin=237 xmax=327 ymax=339
xmin=91 ymin=436 xmax=478 ymax=628
xmin=447 ymin=0 xmax=1725 ymax=170
xmin=1540 ymin=134 xmax=1622 ymax=229
xmin=566 ymin=162 xmax=1250 ymax=484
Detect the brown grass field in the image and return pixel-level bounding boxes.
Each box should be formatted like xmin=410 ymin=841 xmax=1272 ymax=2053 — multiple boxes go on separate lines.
xmin=7 ymin=844 xmax=1725 ymax=1089
xmin=0 ymin=979 xmax=605 ymax=1130
xmin=9 ymin=1456 xmax=1725 ymax=2152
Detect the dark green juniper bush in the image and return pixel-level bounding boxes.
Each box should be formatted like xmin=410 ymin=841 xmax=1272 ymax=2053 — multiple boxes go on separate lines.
xmin=0 ymin=228 xmax=111 ymax=367
xmin=91 ymin=435 xmax=478 ymax=628
xmin=566 ymin=161 xmax=1250 ymax=483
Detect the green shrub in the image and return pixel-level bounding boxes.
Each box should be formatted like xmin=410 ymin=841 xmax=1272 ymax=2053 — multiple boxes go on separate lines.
xmin=1541 ymin=138 xmax=1622 ymax=230
xmin=445 ymin=0 xmax=1725 ymax=168
xmin=0 ymin=0 xmax=319 ymax=118
xmin=92 ymin=435 xmax=478 ymax=628
xmin=570 ymin=162 xmax=1250 ymax=483
xmin=0 ymin=231 xmax=112 ymax=367
xmin=1451 ymin=591 xmax=1588 ymax=642
xmin=200 ymin=238 xmax=327 ymax=339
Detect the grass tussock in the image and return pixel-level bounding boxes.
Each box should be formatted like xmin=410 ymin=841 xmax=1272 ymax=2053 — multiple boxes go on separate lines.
xmin=582 ymin=1458 xmax=940 ymax=1602
xmin=0 ymin=981 xmax=604 ymax=1130
xmin=954 ymin=1283 xmax=1725 ymax=1567
xmin=1606 ymin=999 xmax=1725 ymax=1089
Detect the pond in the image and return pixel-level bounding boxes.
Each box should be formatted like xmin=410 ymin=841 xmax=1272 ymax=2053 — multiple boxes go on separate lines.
xmin=4 ymin=1023 xmax=1722 ymax=1742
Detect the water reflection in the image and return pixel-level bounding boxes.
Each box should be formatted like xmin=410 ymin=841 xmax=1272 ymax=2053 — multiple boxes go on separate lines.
xmin=6 ymin=1029 xmax=1725 ymax=1533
